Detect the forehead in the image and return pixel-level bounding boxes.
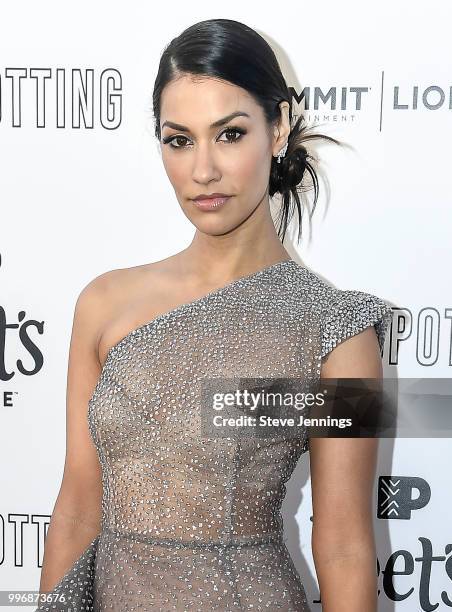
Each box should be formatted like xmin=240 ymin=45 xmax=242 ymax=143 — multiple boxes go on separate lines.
xmin=160 ymin=74 xmax=262 ymax=125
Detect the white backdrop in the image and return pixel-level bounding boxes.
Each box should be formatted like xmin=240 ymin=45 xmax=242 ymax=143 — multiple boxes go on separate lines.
xmin=1 ymin=1 xmax=451 ymax=610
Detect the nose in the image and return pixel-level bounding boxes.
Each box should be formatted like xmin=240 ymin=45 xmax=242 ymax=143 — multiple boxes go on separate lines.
xmin=191 ymin=142 xmax=221 ymax=184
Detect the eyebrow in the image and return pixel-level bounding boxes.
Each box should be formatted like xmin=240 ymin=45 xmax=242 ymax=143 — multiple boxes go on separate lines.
xmin=161 ymin=111 xmax=251 ymax=132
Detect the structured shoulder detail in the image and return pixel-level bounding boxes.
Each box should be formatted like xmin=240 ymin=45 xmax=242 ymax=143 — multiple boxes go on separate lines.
xmin=321 ymin=289 xmax=393 ymax=359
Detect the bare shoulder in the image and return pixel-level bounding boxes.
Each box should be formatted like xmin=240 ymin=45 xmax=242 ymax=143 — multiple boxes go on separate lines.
xmin=87 ymin=256 xmax=184 ymax=366
xmin=79 ymin=259 xmax=172 ymax=314
xmin=75 ymin=267 xmax=124 ymax=333
xmin=77 ymin=267 xmax=120 ymax=306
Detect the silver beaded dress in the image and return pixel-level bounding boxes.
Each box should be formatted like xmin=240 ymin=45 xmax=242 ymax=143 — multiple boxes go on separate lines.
xmin=36 ymin=259 xmax=393 ymax=611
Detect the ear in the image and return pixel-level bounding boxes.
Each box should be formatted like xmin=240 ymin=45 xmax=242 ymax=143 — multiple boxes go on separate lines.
xmin=272 ymin=101 xmax=291 ymax=156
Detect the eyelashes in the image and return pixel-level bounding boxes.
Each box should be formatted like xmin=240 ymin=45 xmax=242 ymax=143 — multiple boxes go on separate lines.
xmin=162 ymin=126 xmax=247 ymax=150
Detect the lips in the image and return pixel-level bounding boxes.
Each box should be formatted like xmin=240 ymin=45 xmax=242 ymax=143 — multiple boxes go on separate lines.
xmin=193 ymin=192 xmax=230 ymax=200
xmin=192 ymin=195 xmax=231 ymax=211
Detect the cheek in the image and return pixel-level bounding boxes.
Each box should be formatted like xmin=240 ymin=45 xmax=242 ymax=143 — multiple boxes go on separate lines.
xmin=162 ymin=155 xmax=186 ymax=189
xmin=225 ymin=143 xmax=271 ymax=187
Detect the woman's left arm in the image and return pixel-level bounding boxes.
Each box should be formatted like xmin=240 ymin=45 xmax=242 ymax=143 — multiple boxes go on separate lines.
xmin=309 ymin=325 xmax=383 ymax=612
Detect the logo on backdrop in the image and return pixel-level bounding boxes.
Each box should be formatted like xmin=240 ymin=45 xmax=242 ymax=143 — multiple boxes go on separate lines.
xmin=0 ymin=305 xmax=44 ymax=381
xmin=0 ymin=256 xmax=44 ymax=382
xmin=0 ymin=68 xmax=122 ymax=128
xmin=289 ymin=73 xmax=450 ymax=131
xmin=377 ymin=475 xmax=431 ymax=519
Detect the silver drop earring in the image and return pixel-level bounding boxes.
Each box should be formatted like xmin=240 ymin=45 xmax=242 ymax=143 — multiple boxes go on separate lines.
xmin=276 ymin=142 xmax=288 ymax=164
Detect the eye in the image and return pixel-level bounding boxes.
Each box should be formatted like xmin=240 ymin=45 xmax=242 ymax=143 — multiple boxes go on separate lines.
xmin=162 ymin=135 xmax=190 ymax=149
xmin=162 ymin=126 xmax=246 ymax=150
xmin=218 ymin=127 xmax=246 ymax=144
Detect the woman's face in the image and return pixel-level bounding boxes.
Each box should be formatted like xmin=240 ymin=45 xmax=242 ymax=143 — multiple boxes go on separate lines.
xmin=159 ymin=74 xmax=284 ymax=236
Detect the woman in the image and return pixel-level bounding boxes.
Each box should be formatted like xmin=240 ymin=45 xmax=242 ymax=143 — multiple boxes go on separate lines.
xmin=36 ymin=18 xmax=392 ymax=612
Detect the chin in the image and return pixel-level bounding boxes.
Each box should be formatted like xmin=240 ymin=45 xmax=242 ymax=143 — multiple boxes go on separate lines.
xmin=193 ymin=217 xmax=244 ymax=237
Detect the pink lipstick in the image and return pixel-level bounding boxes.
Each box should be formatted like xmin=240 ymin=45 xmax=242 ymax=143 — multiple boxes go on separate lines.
xmin=193 ymin=196 xmax=230 ymax=210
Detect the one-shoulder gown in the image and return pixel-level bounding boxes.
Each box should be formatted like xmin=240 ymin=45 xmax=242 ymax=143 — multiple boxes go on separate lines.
xmin=35 ymin=259 xmax=393 ymax=611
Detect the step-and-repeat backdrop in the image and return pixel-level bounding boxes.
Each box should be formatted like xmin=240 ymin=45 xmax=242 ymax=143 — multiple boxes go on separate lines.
xmin=1 ymin=2 xmax=450 ymax=610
